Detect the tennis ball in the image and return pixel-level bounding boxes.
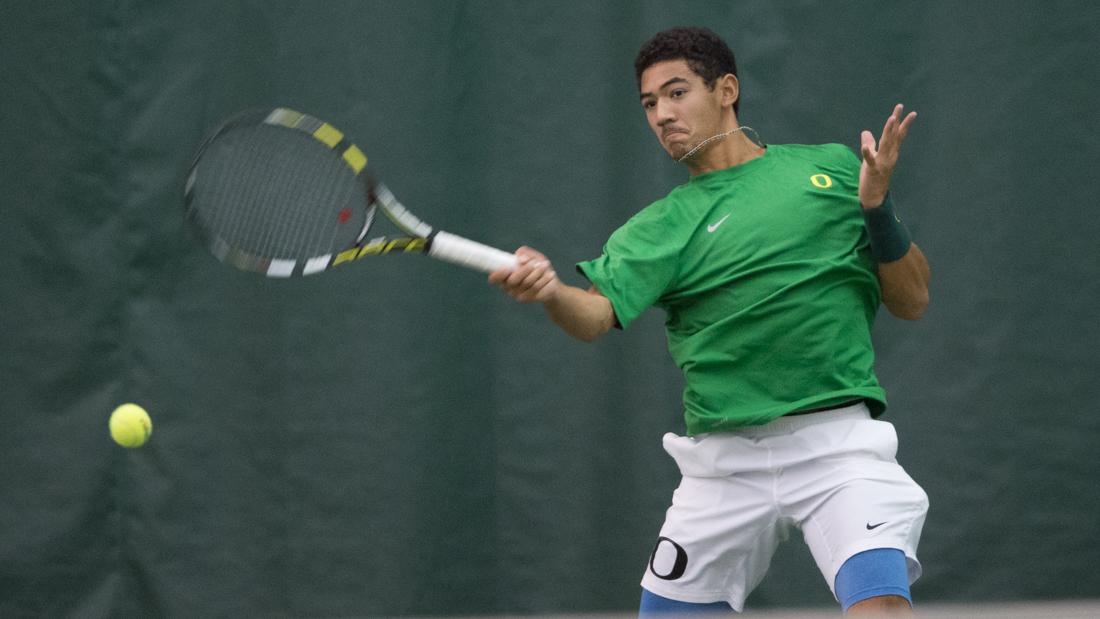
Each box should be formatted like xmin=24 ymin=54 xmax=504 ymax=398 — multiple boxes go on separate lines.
xmin=109 ymin=403 xmax=152 ymax=448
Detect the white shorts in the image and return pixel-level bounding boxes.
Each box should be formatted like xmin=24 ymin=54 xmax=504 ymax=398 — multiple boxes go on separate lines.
xmin=640 ymin=402 xmax=928 ymax=611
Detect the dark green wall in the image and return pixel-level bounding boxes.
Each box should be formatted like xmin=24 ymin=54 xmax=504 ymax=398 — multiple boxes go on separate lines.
xmin=2 ymin=1 xmax=1098 ymax=616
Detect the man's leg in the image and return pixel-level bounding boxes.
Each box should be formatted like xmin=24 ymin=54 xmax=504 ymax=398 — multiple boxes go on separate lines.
xmin=785 ymin=413 xmax=928 ymax=614
xmin=639 ymin=588 xmax=731 ymax=616
xmin=847 ymin=595 xmax=912 ymax=617
xmin=641 ymin=433 xmax=786 ymax=613
xmin=834 ymin=548 xmax=912 ymax=616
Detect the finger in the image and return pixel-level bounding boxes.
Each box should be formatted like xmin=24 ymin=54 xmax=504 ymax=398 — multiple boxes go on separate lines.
xmin=860 ymin=130 xmax=877 ymax=165
xmin=517 ymin=284 xmax=543 ymax=303
xmin=877 ymin=113 xmax=902 ymax=156
xmin=515 ymin=276 xmax=545 ymax=303
xmin=532 ymin=269 xmax=558 ymax=301
xmin=861 ymin=146 xmax=876 ymax=167
xmin=515 ymin=246 xmax=546 ymax=263
xmin=881 ymin=111 xmax=898 ymax=140
xmin=532 ymin=274 xmax=561 ymax=303
xmin=520 ymin=261 xmax=549 ymax=288
xmin=897 ymin=111 xmax=917 ymax=140
xmin=861 ymin=129 xmax=876 ymax=151
xmin=505 ymin=263 xmax=534 ymax=286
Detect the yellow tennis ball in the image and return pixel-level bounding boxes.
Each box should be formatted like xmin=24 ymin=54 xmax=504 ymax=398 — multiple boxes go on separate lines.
xmin=109 ymin=403 xmax=152 ymax=448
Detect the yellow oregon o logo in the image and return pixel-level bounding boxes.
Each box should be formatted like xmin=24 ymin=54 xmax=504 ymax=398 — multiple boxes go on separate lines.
xmin=810 ymin=174 xmax=833 ymax=188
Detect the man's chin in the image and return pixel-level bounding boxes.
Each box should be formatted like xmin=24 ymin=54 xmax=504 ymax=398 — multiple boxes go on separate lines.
xmin=662 ymin=134 xmax=695 ymax=159
xmin=664 ymin=143 xmax=689 ymax=160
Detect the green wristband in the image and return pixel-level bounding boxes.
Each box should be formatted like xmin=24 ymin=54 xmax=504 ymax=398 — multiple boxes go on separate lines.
xmin=862 ymin=193 xmax=912 ymax=263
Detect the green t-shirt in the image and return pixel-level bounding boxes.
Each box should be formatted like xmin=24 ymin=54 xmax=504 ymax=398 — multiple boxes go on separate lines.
xmin=577 ymin=143 xmax=886 ymax=433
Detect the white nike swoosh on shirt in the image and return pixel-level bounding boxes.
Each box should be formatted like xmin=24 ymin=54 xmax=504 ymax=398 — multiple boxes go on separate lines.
xmin=707 ymin=214 xmax=731 ymax=233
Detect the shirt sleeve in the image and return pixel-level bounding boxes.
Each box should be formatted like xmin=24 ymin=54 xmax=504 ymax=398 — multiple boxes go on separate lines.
xmin=575 ymin=203 xmax=683 ymax=330
xmin=827 ymin=143 xmax=862 ymax=194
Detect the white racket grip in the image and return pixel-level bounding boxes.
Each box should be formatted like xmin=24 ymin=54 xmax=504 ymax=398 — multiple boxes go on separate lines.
xmin=428 ymin=231 xmax=518 ymax=273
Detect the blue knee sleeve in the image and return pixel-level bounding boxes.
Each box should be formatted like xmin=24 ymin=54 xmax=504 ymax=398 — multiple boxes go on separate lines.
xmin=639 ymin=588 xmax=730 ymax=615
xmin=834 ymin=548 xmax=911 ymax=611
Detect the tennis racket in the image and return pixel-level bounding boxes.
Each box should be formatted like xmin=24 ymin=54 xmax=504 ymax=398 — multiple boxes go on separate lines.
xmin=183 ymin=107 xmax=518 ymax=277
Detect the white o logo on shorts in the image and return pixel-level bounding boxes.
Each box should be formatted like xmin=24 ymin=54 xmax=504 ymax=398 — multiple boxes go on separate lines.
xmin=649 ymin=537 xmax=688 ymax=581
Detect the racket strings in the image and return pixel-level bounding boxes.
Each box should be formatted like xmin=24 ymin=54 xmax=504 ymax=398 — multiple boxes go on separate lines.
xmin=194 ymin=127 xmax=278 ymax=257
xmin=251 ymin=130 xmax=345 ymax=258
xmin=297 ymin=151 xmax=357 ymax=259
xmin=268 ymin=143 xmax=323 ymax=259
xmin=277 ymin=139 xmax=362 ymax=260
xmin=201 ymin=136 xmax=271 ymax=266
xmin=189 ymin=124 xmax=368 ymax=263
xmin=272 ymin=141 xmax=325 ymax=257
xmin=246 ymin=136 xmax=294 ymax=257
xmin=228 ymin=135 xmax=280 ymax=263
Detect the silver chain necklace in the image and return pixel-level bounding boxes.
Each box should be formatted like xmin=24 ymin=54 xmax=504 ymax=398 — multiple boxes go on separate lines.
xmin=677 ymin=126 xmax=761 ymax=163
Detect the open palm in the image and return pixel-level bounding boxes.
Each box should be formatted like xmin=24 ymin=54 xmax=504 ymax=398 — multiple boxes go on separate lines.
xmin=860 ymin=103 xmax=917 ymax=208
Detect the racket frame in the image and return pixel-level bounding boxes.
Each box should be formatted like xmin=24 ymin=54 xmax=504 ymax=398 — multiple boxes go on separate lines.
xmin=185 ymin=107 xmax=516 ymax=277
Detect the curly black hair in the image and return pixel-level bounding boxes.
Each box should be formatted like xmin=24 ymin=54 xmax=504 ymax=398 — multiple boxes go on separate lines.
xmin=634 ymin=27 xmax=740 ymax=115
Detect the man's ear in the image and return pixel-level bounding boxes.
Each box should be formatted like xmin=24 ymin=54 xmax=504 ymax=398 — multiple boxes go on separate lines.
xmin=718 ymin=73 xmax=740 ymax=109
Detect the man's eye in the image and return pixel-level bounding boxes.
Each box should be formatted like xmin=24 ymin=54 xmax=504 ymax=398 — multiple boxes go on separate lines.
xmin=643 ymin=100 xmax=656 ymax=109
xmin=671 ymin=89 xmax=686 ymax=98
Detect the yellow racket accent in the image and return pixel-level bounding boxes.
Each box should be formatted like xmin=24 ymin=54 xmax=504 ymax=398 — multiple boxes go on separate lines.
xmin=313 ymin=123 xmax=344 ymax=148
xmin=332 ymin=247 xmax=360 ymax=267
xmin=342 ymin=145 xmax=367 ymax=173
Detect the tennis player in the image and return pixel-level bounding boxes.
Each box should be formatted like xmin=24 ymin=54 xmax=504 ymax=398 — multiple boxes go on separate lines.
xmin=490 ymin=26 xmax=930 ymax=616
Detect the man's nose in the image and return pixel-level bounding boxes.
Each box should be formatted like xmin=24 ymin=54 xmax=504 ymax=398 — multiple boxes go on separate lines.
xmin=655 ymin=101 xmax=676 ymax=125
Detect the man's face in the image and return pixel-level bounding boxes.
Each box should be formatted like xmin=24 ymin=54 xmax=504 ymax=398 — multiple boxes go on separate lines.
xmin=639 ymin=59 xmax=730 ymax=160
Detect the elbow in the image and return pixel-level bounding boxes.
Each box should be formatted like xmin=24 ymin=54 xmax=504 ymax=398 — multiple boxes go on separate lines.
xmin=574 ymin=321 xmax=612 ymax=343
xmin=886 ymin=289 xmax=929 ymax=321
xmin=898 ymin=304 xmax=928 ymax=321
xmin=575 ymin=331 xmax=602 ymax=344
xmin=575 ymin=299 xmax=616 ymax=343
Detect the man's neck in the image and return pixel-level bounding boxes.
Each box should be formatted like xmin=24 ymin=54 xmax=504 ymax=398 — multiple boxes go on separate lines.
xmin=685 ymin=131 xmax=765 ymax=177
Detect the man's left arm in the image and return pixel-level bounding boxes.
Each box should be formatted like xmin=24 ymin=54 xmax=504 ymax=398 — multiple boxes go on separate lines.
xmin=859 ymin=103 xmax=931 ymax=321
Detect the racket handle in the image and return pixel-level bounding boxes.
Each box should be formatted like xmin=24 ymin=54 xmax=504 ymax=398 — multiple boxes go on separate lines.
xmin=428 ymin=231 xmax=518 ymax=273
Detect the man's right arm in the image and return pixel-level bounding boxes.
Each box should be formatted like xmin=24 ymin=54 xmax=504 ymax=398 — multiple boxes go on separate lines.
xmin=542 ymin=284 xmax=616 ymax=343
xmin=489 ymin=246 xmax=615 ymax=343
